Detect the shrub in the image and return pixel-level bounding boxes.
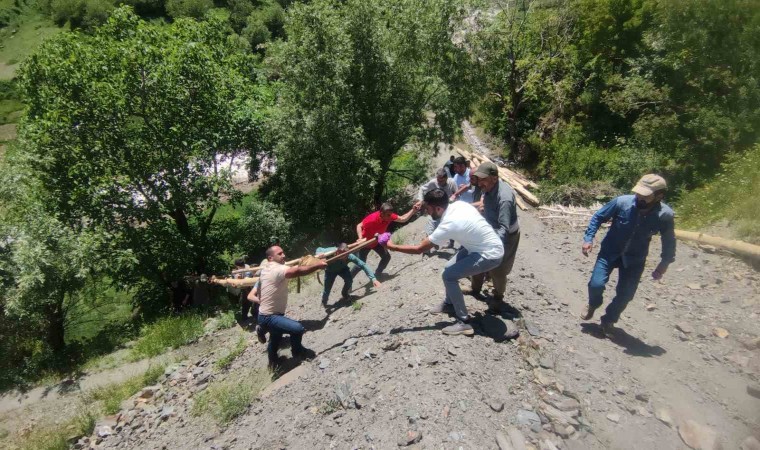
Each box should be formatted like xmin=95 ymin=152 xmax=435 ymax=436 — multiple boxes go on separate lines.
xmin=191 ymin=369 xmax=271 ymax=424
xmin=130 ymin=314 xmax=204 ymax=360
xmin=678 ymin=144 xmax=760 ymax=244
xmin=165 ymin=0 xmax=212 ymax=19
xmin=88 ymin=363 xmax=166 ymax=414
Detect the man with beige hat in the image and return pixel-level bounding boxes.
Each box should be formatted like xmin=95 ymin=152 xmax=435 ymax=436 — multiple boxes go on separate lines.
xmin=580 ymin=174 xmax=676 ymax=337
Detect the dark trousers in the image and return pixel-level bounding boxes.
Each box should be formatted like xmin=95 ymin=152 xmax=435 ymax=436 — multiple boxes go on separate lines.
xmin=257 ymin=313 xmax=305 ymax=362
xmin=240 ymin=288 xmax=256 ymax=320
xmin=588 ymin=255 xmax=646 ymax=324
xmin=351 ymin=246 xmax=391 ymax=277
xmin=323 ymin=266 xmax=353 ymax=303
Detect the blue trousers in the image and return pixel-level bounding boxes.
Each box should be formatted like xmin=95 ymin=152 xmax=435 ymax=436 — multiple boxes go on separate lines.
xmin=443 ymin=248 xmax=502 ymax=322
xmin=257 ymin=313 xmax=305 ymax=362
xmin=588 ymin=255 xmax=646 ymax=324
xmin=322 ymin=266 xmax=352 ymax=302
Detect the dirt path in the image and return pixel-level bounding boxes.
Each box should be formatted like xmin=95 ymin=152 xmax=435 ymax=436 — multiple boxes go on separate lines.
xmin=86 ymin=204 xmax=759 ymax=450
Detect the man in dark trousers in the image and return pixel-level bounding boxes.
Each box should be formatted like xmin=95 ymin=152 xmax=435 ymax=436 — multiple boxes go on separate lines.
xmin=316 ymin=243 xmax=381 ymax=305
xmin=580 ymin=174 xmax=676 ymax=338
xmin=467 ymin=162 xmax=521 ymax=315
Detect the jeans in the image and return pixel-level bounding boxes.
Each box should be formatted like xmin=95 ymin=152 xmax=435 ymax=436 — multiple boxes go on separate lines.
xmin=472 ymin=230 xmax=520 ymax=299
xmin=587 ymin=255 xmax=646 ymax=324
xmin=322 ymin=266 xmax=353 ymax=302
xmin=257 ymin=313 xmax=305 ymax=362
xmin=442 ymin=248 xmax=502 ymax=322
xmin=351 ymin=246 xmax=391 ymax=277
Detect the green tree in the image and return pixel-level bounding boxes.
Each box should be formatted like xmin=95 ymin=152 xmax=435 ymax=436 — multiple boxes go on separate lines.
xmin=266 ymin=0 xmax=476 ymax=236
xmin=472 ymin=0 xmax=575 ymax=163
xmin=18 ymin=7 xmax=270 ymax=288
xmin=0 ymin=149 xmax=133 ymax=355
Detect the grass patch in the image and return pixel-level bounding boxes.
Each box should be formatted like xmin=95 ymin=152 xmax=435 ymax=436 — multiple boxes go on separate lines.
xmin=351 ymin=300 xmax=363 ymax=311
xmin=88 ymin=363 xmax=166 ymax=415
xmin=216 ymin=310 xmax=237 ymax=330
xmin=17 ymin=408 xmax=96 ymax=450
xmin=678 ymin=144 xmax=760 ymax=244
xmin=191 ymin=369 xmax=271 ymax=424
xmin=537 ymin=180 xmax=621 ymax=206
xmin=391 ymin=230 xmax=406 ymax=245
xmin=214 ymin=335 xmax=247 ymax=371
xmin=130 ymin=314 xmax=204 ymax=360
xmin=0 ymin=98 xmax=23 ymax=125
xmin=0 ymin=14 xmax=62 ymax=80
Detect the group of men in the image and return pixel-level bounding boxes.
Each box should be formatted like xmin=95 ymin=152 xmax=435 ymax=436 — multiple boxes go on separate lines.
xmin=239 ymin=154 xmax=676 ymax=367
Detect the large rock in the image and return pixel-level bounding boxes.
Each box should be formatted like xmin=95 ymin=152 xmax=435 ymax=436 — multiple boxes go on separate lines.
xmin=516 ymin=409 xmax=541 ymax=427
xmin=678 ymin=420 xmax=721 ymax=450
xmin=479 ymin=315 xmax=519 ymax=342
xmin=655 ymin=407 xmax=675 ymax=427
xmin=397 ymin=430 xmax=422 ymax=447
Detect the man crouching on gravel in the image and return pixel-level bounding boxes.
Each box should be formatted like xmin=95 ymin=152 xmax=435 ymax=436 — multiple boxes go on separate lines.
xmin=258 ymin=245 xmax=327 ymax=368
xmin=384 ymin=189 xmax=504 ymax=336
xmin=580 ymin=174 xmax=676 ymax=338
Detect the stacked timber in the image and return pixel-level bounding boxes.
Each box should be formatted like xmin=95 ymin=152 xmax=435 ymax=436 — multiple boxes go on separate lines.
xmin=455 ymin=147 xmax=540 ymax=210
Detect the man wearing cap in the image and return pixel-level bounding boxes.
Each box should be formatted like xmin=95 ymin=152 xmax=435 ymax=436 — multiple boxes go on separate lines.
xmin=467 ymin=161 xmax=521 ymax=314
xmin=580 ymin=174 xmax=676 ymax=337
xmin=384 ymin=189 xmax=504 ymax=336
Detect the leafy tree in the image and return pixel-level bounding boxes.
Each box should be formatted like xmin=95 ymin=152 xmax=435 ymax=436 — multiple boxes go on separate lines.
xmin=266 ymin=0 xmax=476 ymax=236
xmin=472 ymin=0 xmax=575 ymax=163
xmin=166 ymin=0 xmax=212 ymax=19
xmin=18 ymin=7 xmax=270 ymax=290
xmin=0 ymin=149 xmax=134 ymax=355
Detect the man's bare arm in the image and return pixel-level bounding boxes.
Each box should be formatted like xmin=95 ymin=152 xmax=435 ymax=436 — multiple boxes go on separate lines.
xmin=285 ymin=261 xmax=328 ymax=279
xmin=386 ymin=237 xmax=435 ymax=255
xmin=394 ymin=205 xmax=420 ymax=223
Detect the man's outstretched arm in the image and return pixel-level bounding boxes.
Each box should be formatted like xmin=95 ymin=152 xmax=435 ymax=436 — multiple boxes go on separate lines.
xmin=386 ymin=237 xmax=435 ymax=255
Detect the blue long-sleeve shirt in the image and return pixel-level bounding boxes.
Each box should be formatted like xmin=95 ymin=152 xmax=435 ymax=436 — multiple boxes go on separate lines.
xmin=584 ymin=195 xmax=676 ymax=268
xmin=315 ymin=247 xmax=377 ymax=280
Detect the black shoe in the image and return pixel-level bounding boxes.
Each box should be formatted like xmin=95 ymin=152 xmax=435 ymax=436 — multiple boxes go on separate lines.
xmin=293 ymin=347 xmax=317 ymax=360
xmin=255 ymin=324 xmax=267 ymax=344
xmin=462 ymin=288 xmax=485 ymax=300
xmin=268 ymin=356 xmax=282 ymax=371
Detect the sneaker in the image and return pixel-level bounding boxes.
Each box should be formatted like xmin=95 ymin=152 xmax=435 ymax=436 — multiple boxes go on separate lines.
xmin=429 ymin=301 xmax=454 ymax=315
xmin=442 ymin=321 xmax=474 ymax=336
xmin=601 ymin=322 xmax=616 ymax=339
xmin=293 ymin=347 xmax=317 ymax=360
xmin=255 ymin=324 xmax=267 ymax=344
xmin=580 ymin=304 xmax=598 ymax=321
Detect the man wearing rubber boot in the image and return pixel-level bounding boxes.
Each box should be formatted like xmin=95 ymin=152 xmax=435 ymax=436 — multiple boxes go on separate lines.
xmin=468 ymin=162 xmax=521 ymax=315
xmin=580 ymin=174 xmax=676 ymax=338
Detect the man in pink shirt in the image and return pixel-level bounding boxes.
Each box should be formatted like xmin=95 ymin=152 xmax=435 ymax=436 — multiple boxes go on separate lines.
xmin=257 ymin=245 xmax=327 ymax=368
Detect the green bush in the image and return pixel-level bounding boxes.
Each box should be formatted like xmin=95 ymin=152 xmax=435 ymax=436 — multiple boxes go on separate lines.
xmin=50 ymin=0 xmax=112 ymax=28
xmin=88 ymin=363 xmax=166 ymax=414
xmin=678 ymin=144 xmax=760 ymax=244
xmin=130 ymin=314 xmax=204 ymax=360
xmin=165 ymin=0 xmax=212 ymax=19
xmin=191 ymin=369 xmax=271 ymax=424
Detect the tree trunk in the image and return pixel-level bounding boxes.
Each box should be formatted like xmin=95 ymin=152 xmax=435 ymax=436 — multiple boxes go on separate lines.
xmin=46 ymin=292 xmax=66 ymax=353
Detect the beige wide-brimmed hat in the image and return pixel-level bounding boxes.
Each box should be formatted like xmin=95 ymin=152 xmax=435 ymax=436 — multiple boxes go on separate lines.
xmin=632 ymin=174 xmax=667 ymax=196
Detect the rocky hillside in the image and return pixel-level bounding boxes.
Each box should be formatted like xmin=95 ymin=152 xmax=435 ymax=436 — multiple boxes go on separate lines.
xmin=72 ymin=207 xmax=760 ymax=450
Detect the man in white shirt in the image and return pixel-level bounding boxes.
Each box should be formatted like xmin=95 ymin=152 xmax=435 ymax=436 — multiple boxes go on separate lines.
xmin=385 ymin=189 xmax=504 ymax=335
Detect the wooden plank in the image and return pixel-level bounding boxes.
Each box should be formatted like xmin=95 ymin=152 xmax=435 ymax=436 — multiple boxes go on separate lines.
xmin=675 ymin=230 xmax=760 ymax=261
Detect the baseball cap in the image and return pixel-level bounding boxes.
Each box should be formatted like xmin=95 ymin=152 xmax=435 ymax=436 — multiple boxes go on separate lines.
xmin=472 ymin=161 xmax=499 ymax=178
xmin=632 ymin=174 xmax=667 ymax=196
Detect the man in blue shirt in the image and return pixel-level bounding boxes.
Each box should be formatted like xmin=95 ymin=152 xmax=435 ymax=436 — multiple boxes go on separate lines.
xmin=581 ymin=174 xmax=676 ymax=337
xmin=316 ymin=243 xmax=381 ymax=305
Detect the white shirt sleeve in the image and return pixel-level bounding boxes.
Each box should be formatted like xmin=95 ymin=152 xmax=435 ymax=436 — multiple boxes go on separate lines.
xmin=428 ymin=219 xmax=453 ymax=246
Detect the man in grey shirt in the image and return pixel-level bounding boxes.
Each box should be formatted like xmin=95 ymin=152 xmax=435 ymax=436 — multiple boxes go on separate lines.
xmin=467 ymin=162 xmax=521 ymax=315
xmin=416 ymin=169 xmax=458 ymax=238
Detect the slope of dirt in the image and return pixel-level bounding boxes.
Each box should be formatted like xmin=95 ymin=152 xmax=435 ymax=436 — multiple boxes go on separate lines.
xmin=86 ymin=208 xmax=760 ymax=450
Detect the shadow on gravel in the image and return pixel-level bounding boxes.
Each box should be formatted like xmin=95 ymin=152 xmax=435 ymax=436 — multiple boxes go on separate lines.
xmin=580 ymin=323 xmax=666 ymax=357
xmin=388 ymin=321 xmax=451 ymax=334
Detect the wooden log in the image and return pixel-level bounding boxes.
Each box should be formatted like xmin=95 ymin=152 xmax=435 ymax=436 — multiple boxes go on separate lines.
xmin=210 ymin=276 xmax=260 ymax=288
xmin=538 ymin=206 xmax=592 ymax=217
xmin=323 ymin=237 xmax=378 ymax=264
xmin=230 ymin=239 xmax=368 ymax=275
xmin=456 ymin=147 xmax=540 ymax=204
xmin=674 ymin=230 xmax=760 ymax=261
